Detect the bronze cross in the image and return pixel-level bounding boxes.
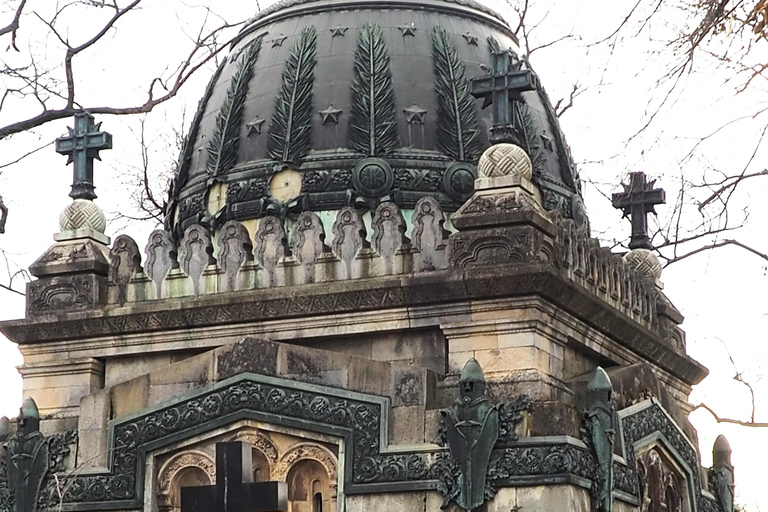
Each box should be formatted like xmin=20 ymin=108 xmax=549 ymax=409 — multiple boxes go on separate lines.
xmin=471 ymin=48 xmax=536 ymax=144
xmin=55 ymin=112 xmax=112 ymax=200
xmin=181 ymin=442 xmax=288 ymax=512
xmin=611 ymin=172 xmax=665 ymax=250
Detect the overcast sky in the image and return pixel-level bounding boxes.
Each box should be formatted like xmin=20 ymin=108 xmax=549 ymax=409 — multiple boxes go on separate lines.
xmin=0 ymin=0 xmax=765 ymax=509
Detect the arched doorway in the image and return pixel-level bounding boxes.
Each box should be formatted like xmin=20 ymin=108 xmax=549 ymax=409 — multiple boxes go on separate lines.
xmin=286 ymin=459 xmax=332 ymax=512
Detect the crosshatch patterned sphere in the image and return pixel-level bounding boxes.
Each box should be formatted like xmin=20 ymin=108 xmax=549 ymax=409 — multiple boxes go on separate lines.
xmin=164 ymin=0 xmax=585 ymax=237
xmin=59 ymin=199 xmax=107 ymax=233
xmin=624 ymin=248 xmax=662 ymax=280
xmin=477 ymin=143 xmax=533 ymax=180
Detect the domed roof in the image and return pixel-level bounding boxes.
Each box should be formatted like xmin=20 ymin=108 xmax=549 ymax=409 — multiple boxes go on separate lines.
xmin=165 ymin=0 xmax=584 ymax=236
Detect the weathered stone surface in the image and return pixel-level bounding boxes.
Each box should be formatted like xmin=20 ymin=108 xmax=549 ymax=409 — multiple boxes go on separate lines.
xmin=346 ymin=492 xmax=426 ymax=512
xmin=253 ymin=216 xmax=286 ymax=286
xmin=215 ymin=337 xmax=280 ymax=381
xmin=389 ymin=405 xmax=425 ymax=444
xmin=391 ymin=366 xmax=429 ymax=407
xmin=77 ymin=390 xmax=110 ymax=470
xmin=144 ymin=229 xmax=176 ymax=297
xmin=371 ymin=202 xmax=407 ymax=274
xmin=180 ymin=224 xmax=213 ymax=295
xmin=110 ymin=374 xmax=149 ymax=419
xmin=30 ymin=238 xmax=110 ymax=278
xmin=331 ymin=207 xmax=366 ymax=279
xmin=109 ymin=234 xmax=142 ymax=303
xmin=217 ymin=220 xmax=251 ymax=292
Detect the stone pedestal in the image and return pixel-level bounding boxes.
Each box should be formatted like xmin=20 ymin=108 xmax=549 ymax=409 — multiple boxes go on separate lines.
xmin=27 ymin=228 xmax=111 ymax=316
xmin=450 ymin=173 xmax=557 ymax=271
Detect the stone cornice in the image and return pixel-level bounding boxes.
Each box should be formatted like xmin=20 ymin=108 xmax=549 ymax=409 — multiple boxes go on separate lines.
xmin=0 ymin=262 xmax=707 ymax=386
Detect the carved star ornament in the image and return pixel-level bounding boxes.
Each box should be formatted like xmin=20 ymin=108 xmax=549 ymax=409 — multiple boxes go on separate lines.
xmin=319 ymin=104 xmax=343 ymax=125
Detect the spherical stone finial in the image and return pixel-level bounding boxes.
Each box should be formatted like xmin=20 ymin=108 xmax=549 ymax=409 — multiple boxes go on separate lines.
xmin=59 ymin=198 xmax=107 ymax=233
xmin=477 ymin=143 xmax=533 ymax=180
xmin=624 ymin=248 xmax=662 ymax=280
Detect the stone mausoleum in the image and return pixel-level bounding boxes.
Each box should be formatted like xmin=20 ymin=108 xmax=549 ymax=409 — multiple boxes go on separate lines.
xmin=0 ymin=0 xmax=737 ymax=511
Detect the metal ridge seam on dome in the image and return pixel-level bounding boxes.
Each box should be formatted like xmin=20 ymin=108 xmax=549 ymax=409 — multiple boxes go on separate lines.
xmin=250 ymin=0 xmax=506 ymax=22
xmin=234 ymin=0 xmax=516 ymax=49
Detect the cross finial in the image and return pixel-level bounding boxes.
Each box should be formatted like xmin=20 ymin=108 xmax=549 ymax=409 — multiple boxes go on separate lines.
xmin=470 ymin=48 xmax=536 ymax=144
xmin=611 ymin=172 xmax=665 ymax=250
xmin=55 ymin=112 xmax=112 ymax=200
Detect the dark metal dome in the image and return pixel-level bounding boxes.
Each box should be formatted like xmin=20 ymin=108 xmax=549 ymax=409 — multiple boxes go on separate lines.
xmin=165 ymin=0 xmax=584 ymax=236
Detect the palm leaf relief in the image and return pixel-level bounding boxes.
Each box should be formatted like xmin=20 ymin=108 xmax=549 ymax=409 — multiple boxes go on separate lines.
xmin=431 ymin=25 xmax=481 ymax=162
xmin=176 ymin=60 xmax=225 ymax=191
xmin=349 ymin=22 xmax=398 ymax=156
xmin=267 ymin=26 xmax=318 ymax=165
xmin=206 ymin=38 xmax=263 ymax=176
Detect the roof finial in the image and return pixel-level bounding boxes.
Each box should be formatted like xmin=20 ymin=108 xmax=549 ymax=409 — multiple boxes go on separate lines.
xmin=611 ymin=172 xmax=665 ymax=250
xmin=55 ymin=112 xmax=113 ymax=201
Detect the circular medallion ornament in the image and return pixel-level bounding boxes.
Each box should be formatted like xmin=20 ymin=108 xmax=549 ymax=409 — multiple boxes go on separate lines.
xmin=443 ymin=162 xmax=477 ymax=202
xmin=352 ymin=158 xmax=394 ymax=197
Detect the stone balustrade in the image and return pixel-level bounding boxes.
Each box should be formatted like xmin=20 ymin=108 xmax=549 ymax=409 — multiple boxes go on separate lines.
xmin=107 ymin=197 xmax=450 ymax=303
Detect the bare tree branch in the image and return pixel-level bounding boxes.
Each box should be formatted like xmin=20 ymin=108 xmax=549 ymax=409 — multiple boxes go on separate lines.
xmin=0 ymin=2 xmax=247 ymax=139
xmin=0 ymin=0 xmax=27 ymax=51
xmin=691 ymin=403 xmax=768 ymax=428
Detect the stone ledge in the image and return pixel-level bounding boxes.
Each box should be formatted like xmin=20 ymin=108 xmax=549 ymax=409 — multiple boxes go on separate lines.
xmin=0 ymin=266 xmax=708 ymax=386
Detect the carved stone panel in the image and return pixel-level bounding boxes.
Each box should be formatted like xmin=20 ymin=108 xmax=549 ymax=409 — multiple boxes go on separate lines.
xmin=156 ymin=451 xmax=215 ymax=512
